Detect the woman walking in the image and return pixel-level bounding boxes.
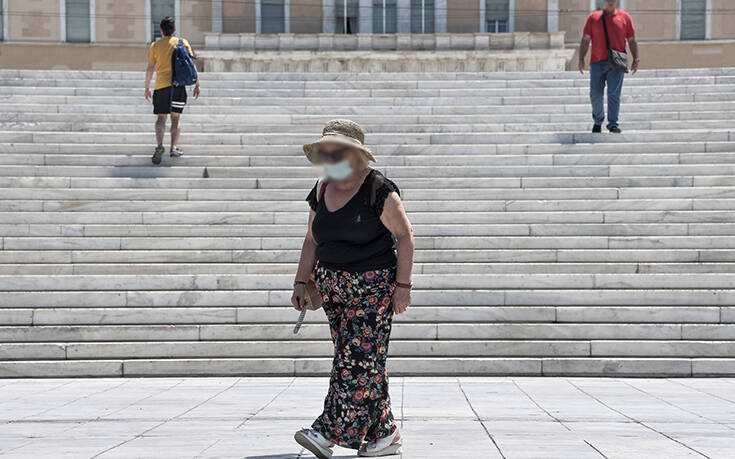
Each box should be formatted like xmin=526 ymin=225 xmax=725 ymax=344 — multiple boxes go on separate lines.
xmin=292 ymin=120 xmax=414 ymax=458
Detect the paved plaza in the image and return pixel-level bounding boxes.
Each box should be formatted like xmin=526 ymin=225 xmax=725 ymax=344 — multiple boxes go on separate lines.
xmin=0 ymin=377 xmax=734 ymax=458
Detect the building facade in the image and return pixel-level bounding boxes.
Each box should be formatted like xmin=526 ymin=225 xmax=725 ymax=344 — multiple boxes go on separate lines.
xmin=1 ymin=0 xmax=734 ymax=68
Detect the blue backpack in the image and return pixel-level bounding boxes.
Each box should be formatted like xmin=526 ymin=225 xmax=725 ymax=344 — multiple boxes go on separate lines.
xmin=171 ymin=38 xmax=198 ymax=86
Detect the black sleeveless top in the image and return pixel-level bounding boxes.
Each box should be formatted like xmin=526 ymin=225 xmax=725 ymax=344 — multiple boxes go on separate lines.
xmin=306 ymin=169 xmax=400 ymax=273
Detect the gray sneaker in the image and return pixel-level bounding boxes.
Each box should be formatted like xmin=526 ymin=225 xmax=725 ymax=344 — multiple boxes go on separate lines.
xmin=152 ymin=145 xmax=165 ymax=165
xmin=170 ymin=148 xmax=184 ymax=158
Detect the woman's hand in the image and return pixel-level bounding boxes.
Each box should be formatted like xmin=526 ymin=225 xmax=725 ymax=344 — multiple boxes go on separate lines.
xmin=292 ymin=284 xmax=306 ymax=311
xmin=392 ymin=287 xmax=410 ymax=314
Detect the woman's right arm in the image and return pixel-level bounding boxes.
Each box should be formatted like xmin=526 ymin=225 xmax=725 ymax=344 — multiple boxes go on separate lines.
xmin=291 ymin=210 xmax=317 ymax=311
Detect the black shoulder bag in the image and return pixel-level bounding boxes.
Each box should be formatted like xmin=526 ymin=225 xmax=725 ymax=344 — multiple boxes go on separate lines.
xmin=601 ymin=11 xmax=629 ymax=73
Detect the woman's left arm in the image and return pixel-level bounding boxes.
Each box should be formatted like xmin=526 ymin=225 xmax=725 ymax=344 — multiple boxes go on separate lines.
xmin=380 ymin=192 xmax=414 ymax=314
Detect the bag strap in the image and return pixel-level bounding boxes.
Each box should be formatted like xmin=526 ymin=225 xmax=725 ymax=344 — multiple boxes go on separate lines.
xmin=601 ymin=10 xmax=611 ymax=52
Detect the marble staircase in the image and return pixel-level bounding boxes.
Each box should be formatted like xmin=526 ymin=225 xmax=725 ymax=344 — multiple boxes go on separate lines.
xmin=1 ymin=68 xmax=735 ymax=377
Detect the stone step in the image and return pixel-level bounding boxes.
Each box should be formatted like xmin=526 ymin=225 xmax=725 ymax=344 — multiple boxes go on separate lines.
xmin=3 ymin=92 xmax=735 ymax=108
xmin=2 ymin=339 xmax=734 ymax=361
xmin=3 ymin=305 xmax=724 ymax=325
xmin=2 ymin=288 xmax=735 ymax=307
xmin=2 ymin=248 xmax=732 ymax=264
xmin=4 ymin=83 xmax=735 ymax=98
xmin=4 ymin=234 xmax=735 ymax=250
xmin=3 ymin=272 xmax=735 ymax=291
xmin=6 ymin=163 xmax=735 ymax=180
xmin=5 ymin=111 xmax=735 ymax=126
xmin=1 ymin=322 xmax=732 ymax=342
xmin=2 ymin=356 xmax=731 ymax=377
xmin=5 ymin=120 xmax=735 ymax=135
xmin=3 ymin=141 xmax=731 ymax=157
xmin=6 ymin=101 xmax=735 ymax=116
xmin=3 ymin=175 xmax=734 ymax=189
xmin=6 ymin=186 xmax=735 ymax=200
xmin=2 ymin=130 xmax=732 ymax=146
xmin=0 ymin=67 xmax=732 ymax=79
xmin=4 ymin=152 xmax=735 ymax=168
xmin=4 ymin=262 xmax=735 ymax=276
xmin=6 ymin=78 xmax=735 ymax=91
xmin=3 ymin=286 xmax=735 ymax=308
xmin=6 ymin=198 xmax=735 ymax=213
xmin=2 ymin=211 xmax=735 ymax=225
xmin=2 ymin=75 xmax=734 ymax=89
xmin=5 ymin=223 xmax=735 ymax=238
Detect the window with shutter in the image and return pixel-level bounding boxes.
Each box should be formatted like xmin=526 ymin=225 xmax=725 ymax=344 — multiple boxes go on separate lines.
xmin=373 ymin=0 xmax=397 ymax=33
xmin=66 ymin=0 xmax=91 ymax=43
xmin=262 ymin=0 xmax=286 ymax=33
xmin=410 ymin=0 xmax=434 ymax=34
xmin=680 ymin=0 xmax=706 ymax=40
xmin=336 ymin=0 xmax=359 ymax=33
xmin=151 ymin=0 xmax=175 ymax=41
xmin=486 ymin=0 xmax=509 ymax=33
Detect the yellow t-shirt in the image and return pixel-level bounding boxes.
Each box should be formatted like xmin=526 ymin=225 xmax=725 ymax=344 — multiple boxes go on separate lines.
xmin=147 ymin=36 xmax=195 ymax=91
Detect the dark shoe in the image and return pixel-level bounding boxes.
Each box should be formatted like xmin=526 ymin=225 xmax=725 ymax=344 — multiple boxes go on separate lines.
xmin=592 ymin=124 xmax=602 ymax=133
xmin=152 ymin=145 xmax=165 ymax=165
xmin=609 ymin=126 xmax=622 ymax=134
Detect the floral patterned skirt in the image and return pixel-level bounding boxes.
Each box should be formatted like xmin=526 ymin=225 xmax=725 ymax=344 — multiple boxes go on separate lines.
xmin=311 ymin=264 xmax=398 ymax=450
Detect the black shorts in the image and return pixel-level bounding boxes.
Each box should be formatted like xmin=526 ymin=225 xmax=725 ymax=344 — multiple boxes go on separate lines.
xmin=153 ymin=85 xmax=187 ymax=114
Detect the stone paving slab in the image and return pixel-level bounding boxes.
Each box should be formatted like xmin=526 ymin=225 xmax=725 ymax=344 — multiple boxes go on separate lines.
xmin=1 ymin=377 xmax=734 ymax=458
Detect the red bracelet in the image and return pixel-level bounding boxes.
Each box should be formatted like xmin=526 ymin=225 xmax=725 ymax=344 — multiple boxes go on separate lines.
xmin=395 ymin=281 xmax=413 ymax=290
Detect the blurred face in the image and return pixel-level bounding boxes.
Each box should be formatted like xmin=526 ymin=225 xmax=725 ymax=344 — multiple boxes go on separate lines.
xmin=603 ymin=1 xmax=617 ymax=12
xmin=317 ymin=143 xmax=360 ymax=181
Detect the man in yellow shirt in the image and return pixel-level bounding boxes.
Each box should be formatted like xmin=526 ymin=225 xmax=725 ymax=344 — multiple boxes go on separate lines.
xmin=144 ymin=17 xmax=201 ymax=165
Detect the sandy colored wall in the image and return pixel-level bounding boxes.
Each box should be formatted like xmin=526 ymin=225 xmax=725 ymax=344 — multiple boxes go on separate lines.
xmin=96 ymin=0 xmax=147 ymax=44
xmin=290 ymin=0 xmax=322 ymax=33
xmin=515 ymin=0 xmax=547 ymax=32
xmin=711 ymin=0 xmax=735 ymax=40
xmin=7 ymin=0 xmax=60 ymax=41
xmin=625 ymin=0 xmax=676 ymax=41
xmin=558 ymin=0 xmax=588 ymax=43
xmin=0 ymin=42 xmax=148 ymax=69
xmin=223 ymin=0 xmax=256 ymax=32
xmin=180 ymin=0 xmax=212 ymax=44
xmin=447 ymin=0 xmax=479 ymax=33
xmin=569 ymin=39 xmax=735 ymax=70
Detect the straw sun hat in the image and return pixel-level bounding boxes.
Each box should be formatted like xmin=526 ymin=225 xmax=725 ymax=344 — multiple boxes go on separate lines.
xmin=303 ymin=119 xmax=376 ymax=164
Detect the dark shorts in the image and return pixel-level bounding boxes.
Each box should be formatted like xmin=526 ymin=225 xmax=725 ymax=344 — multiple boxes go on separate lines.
xmin=152 ymin=85 xmax=187 ymax=114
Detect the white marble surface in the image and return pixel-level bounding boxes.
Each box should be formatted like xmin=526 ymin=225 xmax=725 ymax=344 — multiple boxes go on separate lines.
xmin=0 ymin=377 xmax=734 ymax=458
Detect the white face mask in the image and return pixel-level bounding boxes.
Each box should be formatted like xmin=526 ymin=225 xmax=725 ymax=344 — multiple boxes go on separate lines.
xmin=324 ymin=160 xmax=353 ymax=181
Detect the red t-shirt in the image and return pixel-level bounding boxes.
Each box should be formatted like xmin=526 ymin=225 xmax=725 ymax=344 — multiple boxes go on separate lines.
xmin=583 ymin=10 xmax=635 ymax=63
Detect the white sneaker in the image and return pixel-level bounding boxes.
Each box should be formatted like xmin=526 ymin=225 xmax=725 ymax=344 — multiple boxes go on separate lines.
xmin=294 ymin=428 xmax=333 ymax=459
xmin=358 ymin=429 xmax=402 ymax=457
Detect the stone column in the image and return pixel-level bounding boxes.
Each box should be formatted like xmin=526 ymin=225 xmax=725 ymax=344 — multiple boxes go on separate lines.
xmin=358 ymin=0 xmax=372 ymax=33
xmin=255 ymin=0 xmax=261 ymax=33
xmin=145 ymin=0 xmax=152 ymax=42
xmin=2 ymin=0 xmax=8 ymax=41
xmin=478 ymin=0 xmax=484 ymax=32
xmin=284 ymin=0 xmax=290 ymax=33
xmin=508 ymin=0 xmax=514 ymax=33
xmin=323 ymin=0 xmax=335 ymax=33
xmin=705 ymin=0 xmax=712 ymax=39
xmin=59 ymin=0 xmax=65 ymax=42
xmin=434 ymin=0 xmax=446 ymax=33
xmin=397 ymin=0 xmax=410 ymax=32
xmin=546 ymin=0 xmax=557 ymax=32
xmin=89 ymin=0 xmax=96 ymax=42
xmin=212 ymin=0 xmax=223 ymax=33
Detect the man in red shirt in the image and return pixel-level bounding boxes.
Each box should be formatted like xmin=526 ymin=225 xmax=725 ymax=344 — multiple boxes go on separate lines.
xmin=578 ymin=1 xmax=640 ymax=133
